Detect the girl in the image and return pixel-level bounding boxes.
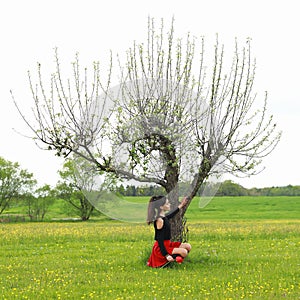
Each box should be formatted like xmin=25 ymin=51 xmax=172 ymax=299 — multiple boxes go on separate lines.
xmin=147 ymin=195 xmax=191 ymax=268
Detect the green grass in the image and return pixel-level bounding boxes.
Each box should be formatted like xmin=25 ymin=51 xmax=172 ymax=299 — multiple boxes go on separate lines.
xmin=188 ymin=196 xmax=300 ymax=220
xmin=127 ymin=196 xmax=300 ymax=221
xmin=0 ymin=197 xmax=299 ymax=299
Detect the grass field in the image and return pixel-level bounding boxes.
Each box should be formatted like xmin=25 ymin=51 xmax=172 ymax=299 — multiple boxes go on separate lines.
xmin=0 ymin=196 xmax=299 ymax=299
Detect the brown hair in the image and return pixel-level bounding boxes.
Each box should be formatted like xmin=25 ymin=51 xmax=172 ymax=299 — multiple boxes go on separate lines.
xmin=147 ymin=195 xmax=167 ymax=225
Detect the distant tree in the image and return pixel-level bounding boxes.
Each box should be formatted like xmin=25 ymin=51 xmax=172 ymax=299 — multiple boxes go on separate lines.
xmin=117 ymin=184 xmax=126 ymax=196
xmin=0 ymin=156 xmax=36 ymax=215
xmin=125 ymin=185 xmax=137 ymax=197
xmin=217 ymin=180 xmax=248 ymax=196
xmin=27 ymin=184 xmax=55 ymax=221
xmin=55 ymin=182 xmax=94 ymax=220
xmin=56 ymin=159 xmax=95 ymax=221
xmin=13 ymin=18 xmax=281 ymax=239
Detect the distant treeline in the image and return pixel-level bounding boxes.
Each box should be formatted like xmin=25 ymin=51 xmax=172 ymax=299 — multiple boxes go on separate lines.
xmin=116 ymin=180 xmax=300 ymax=197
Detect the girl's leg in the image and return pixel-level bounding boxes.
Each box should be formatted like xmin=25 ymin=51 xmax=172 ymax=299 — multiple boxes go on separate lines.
xmin=172 ymin=247 xmax=188 ymax=258
xmin=180 ymin=242 xmax=191 ymax=252
xmin=171 ymin=242 xmax=191 ymax=258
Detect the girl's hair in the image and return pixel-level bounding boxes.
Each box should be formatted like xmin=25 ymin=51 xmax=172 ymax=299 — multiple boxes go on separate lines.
xmin=147 ymin=195 xmax=167 ymax=225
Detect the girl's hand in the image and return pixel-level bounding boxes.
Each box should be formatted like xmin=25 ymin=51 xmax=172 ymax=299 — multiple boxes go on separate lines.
xmin=166 ymin=255 xmax=174 ymax=262
xmin=178 ymin=196 xmax=189 ymax=209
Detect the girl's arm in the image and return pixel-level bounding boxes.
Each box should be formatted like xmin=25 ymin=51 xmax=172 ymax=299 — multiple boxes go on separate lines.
xmin=155 ymin=219 xmax=169 ymax=257
xmin=166 ymin=197 xmax=189 ymax=219
xmin=166 ymin=207 xmax=179 ymax=219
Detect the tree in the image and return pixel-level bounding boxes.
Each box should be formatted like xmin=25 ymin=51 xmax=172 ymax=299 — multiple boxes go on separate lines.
xmin=27 ymin=184 xmax=55 ymax=221
xmin=216 ymin=180 xmax=248 ymax=196
xmin=0 ymin=156 xmax=36 ymax=214
xmin=56 ymin=159 xmax=96 ymax=221
xmin=13 ymin=18 xmax=281 ymax=239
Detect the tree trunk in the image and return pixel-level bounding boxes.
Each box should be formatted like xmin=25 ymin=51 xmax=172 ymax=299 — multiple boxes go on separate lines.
xmin=170 ymin=210 xmax=186 ymax=242
xmin=166 ymin=181 xmax=190 ymax=242
xmin=168 ymin=168 xmax=210 ymax=241
xmin=166 ymin=187 xmax=182 ymax=239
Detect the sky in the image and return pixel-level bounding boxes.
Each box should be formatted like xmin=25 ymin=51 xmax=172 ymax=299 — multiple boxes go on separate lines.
xmin=0 ymin=0 xmax=299 ymax=189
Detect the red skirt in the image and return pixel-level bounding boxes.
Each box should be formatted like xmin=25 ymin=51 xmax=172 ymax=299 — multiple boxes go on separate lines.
xmin=147 ymin=240 xmax=181 ymax=268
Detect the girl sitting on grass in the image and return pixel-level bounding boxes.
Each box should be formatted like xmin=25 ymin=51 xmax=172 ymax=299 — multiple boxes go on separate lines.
xmin=147 ymin=195 xmax=191 ymax=268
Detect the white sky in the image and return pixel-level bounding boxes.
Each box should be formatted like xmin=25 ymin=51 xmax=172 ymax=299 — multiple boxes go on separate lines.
xmin=0 ymin=0 xmax=299 ymax=188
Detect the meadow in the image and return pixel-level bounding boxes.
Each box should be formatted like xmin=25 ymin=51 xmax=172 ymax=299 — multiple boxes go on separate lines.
xmin=0 ymin=196 xmax=299 ymax=299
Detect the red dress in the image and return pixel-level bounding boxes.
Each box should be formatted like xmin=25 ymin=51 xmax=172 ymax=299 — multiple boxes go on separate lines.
xmin=147 ymin=208 xmax=181 ymax=268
